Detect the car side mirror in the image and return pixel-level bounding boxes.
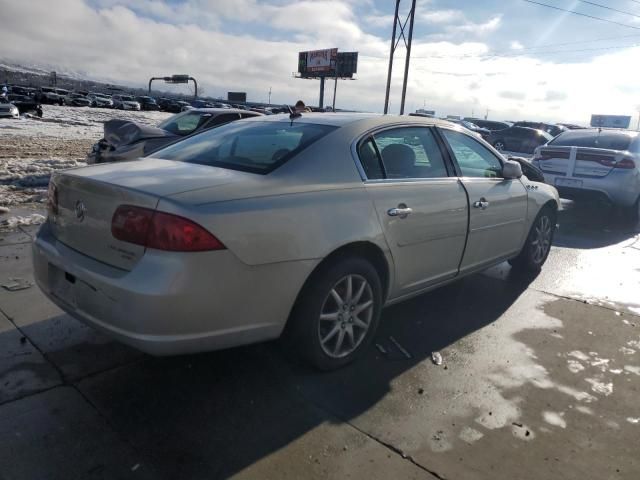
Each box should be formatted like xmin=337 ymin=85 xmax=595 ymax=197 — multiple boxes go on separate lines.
xmin=502 ymin=159 xmax=523 ymax=179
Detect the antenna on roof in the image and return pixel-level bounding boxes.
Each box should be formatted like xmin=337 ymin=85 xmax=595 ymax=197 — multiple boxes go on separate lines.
xmin=286 ymin=105 xmax=302 ymax=126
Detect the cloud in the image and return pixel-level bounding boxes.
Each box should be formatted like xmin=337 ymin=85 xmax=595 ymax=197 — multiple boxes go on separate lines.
xmin=510 ymin=41 xmax=524 ymax=51
xmin=455 ymin=15 xmax=502 ymax=35
xmin=544 ymin=90 xmax=567 ymax=102
xmin=499 ymin=90 xmax=527 ymax=101
xmin=364 ymin=13 xmax=394 ymax=28
xmin=1 ymin=0 xmax=640 ymax=124
xmin=421 ymin=9 xmax=464 ymax=24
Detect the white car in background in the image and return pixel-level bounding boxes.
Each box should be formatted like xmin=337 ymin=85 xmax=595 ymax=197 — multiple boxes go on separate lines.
xmin=532 ymin=128 xmax=640 ymax=219
xmin=112 ymin=94 xmax=141 ymax=111
xmin=0 ymin=101 xmax=19 ymax=119
xmin=87 ymin=92 xmax=113 ymax=108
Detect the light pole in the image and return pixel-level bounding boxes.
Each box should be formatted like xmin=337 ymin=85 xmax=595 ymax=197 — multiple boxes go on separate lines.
xmin=268 ymin=87 xmax=272 ymax=105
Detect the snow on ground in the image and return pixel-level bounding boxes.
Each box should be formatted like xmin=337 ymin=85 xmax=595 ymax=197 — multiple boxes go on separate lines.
xmin=0 ymin=104 xmax=171 ymax=140
xmin=0 ymin=104 xmax=172 ymax=213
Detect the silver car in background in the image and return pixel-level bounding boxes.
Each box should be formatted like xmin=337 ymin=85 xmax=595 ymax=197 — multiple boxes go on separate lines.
xmin=33 ymin=114 xmax=559 ymax=370
xmin=532 ymin=128 xmax=640 ymax=219
xmin=112 ymin=94 xmax=141 ymax=111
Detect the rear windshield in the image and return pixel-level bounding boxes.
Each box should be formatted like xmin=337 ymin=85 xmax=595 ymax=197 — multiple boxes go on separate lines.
xmin=549 ymin=130 xmax=635 ymax=150
xmin=157 ymin=110 xmax=213 ymax=136
xmin=150 ymin=120 xmax=336 ymax=174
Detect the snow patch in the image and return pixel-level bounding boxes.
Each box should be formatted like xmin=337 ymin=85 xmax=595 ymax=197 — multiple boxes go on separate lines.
xmin=584 ymin=378 xmax=613 ymax=396
xmin=0 ymin=214 xmax=45 ymax=230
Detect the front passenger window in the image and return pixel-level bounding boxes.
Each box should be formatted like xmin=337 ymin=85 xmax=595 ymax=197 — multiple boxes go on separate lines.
xmin=440 ymin=129 xmax=503 ymax=178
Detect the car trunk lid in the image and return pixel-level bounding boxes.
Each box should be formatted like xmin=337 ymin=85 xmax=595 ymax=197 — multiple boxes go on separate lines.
xmin=103 ymin=119 xmax=173 ymax=148
xmin=49 ymin=159 xmax=251 ymax=270
xmin=535 ymin=146 xmax=626 ymax=178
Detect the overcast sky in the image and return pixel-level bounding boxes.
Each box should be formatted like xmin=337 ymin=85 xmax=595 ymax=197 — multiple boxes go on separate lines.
xmin=2 ymin=0 xmax=640 ymax=123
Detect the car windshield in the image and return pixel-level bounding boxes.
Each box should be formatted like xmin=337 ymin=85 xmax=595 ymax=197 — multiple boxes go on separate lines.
xmin=150 ymin=120 xmax=336 ymax=174
xmin=549 ymin=130 xmax=635 ymax=150
xmin=121 ymin=96 xmax=133 ymax=101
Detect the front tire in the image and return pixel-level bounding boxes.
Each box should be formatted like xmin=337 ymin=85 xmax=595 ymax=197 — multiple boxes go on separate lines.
xmin=493 ymin=140 xmax=505 ymax=151
xmin=284 ymin=257 xmax=383 ymax=371
xmin=510 ymin=207 xmax=556 ymax=272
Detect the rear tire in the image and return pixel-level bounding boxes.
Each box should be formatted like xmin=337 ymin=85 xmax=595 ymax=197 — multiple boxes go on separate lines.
xmin=509 ymin=207 xmax=556 ymax=272
xmin=283 ymin=256 xmax=383 ymax=371
xmin=623 ymin=196 xmax=640 ymax=221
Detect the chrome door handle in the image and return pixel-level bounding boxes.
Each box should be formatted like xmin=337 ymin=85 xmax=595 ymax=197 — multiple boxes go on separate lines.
xmin=387 ymin=207 xmax=413 ymax=217
xmin=473 ymin=200 xmax=489 ymax=209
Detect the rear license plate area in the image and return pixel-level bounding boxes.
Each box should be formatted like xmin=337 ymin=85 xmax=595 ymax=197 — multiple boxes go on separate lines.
xmin=48 ymin=263 xmax=77 ymax=307
xmin=555 ymin=178 xmax=583 ymax=188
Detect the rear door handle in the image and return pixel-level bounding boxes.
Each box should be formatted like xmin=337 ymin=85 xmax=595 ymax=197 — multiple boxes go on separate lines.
xmin=473 ymin=199 xmax=489 ymax=209
xmin=387 ymin=207 xmax=413 ymax=217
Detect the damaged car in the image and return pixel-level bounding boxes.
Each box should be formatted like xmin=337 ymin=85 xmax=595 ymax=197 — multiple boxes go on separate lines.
xmin=87 ymin=108 xmax=262 ymax=164
xmin=7 ymin=94 xmax=43 ymax=117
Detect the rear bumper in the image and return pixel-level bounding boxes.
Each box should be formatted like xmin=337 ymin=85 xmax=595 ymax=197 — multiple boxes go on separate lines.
xmin=32 ymin=222 xmax=314 ymax=355
xmin=541 ymin=172 xmax=639 ymax=207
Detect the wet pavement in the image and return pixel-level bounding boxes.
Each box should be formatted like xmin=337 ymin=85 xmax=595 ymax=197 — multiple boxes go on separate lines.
xmin=0 ymin=200 xmax=639 ymax=479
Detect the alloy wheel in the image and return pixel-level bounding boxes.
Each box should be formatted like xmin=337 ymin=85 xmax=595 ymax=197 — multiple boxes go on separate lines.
xmin=318 ymin=274 xmax=374 ymax=359
xmin=494 ymin=141 xmax=505 ymax=151
xmin=531 ymin=214 xmax=552 ymax=264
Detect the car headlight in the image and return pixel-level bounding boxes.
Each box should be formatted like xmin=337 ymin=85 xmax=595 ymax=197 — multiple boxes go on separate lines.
xmin=10 ymin=106 xmax=18 ymax=114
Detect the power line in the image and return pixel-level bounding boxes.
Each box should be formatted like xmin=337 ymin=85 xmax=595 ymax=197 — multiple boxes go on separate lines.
xmin=522 ymin=0 xmax=640 ymax=30
xmin=576 ymin=0 xmax=640 ymax=20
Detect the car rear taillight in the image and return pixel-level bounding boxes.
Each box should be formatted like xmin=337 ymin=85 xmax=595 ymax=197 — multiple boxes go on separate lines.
xmin=47 ymin=180 xmax=58 ymax=216
xmin=615 ymin=158 xmax=636 ymax=169
xmin=111 ymin=205 xmax=225 ymax=252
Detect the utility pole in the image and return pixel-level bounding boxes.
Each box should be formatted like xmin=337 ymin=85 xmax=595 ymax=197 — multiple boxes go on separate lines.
xmin=268 ymin=87 xmax=272 ymax=105
xmin=383 ymin=0 xmax=417 ymax=114
xmin=332 ymin=71 xmax=338 ymax=111
xmin=319 ymin=77 xmax=325 ymax=109
xmin=485 ymin=108 xmax=489 ymax=120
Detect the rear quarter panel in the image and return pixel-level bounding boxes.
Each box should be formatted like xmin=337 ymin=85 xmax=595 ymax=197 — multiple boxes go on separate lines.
xmin=160 ymin=119 xmax=392 ymax=267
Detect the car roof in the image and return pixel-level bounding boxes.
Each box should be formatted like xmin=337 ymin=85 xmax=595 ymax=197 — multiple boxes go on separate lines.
xmin=190 ymin=108 xmax=262 ymax=115
xmin=558 ymin=128 xmax=639 ymax=137
xmin=244 ymin=112 xmax=461 ymax=128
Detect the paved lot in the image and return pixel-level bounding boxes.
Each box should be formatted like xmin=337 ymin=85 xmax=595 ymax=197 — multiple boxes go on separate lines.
xmin=0 ymin=201 xmax=638 ymax=480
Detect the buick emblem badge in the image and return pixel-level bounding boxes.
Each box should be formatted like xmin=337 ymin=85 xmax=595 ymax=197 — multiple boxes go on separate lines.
xmin=75 ymin=200 xmax=86 ymax=222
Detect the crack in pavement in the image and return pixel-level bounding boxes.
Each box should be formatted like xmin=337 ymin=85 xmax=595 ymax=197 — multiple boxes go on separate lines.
xmin=529 ymin=286 xmax=640 ymax=319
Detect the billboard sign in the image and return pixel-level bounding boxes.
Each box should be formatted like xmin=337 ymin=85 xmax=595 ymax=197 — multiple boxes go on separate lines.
xmin=303 ymin=48 xmax=337 ymax=73
xmin=298 ymin=50 xmax=358 ymax=78
xmin=590 ymin=114 xmax=631 ymax=129
xmin=164 ymin=74 xmax=190 ymax=84
xmin=228 ymin=92 xmax=246 ymax=103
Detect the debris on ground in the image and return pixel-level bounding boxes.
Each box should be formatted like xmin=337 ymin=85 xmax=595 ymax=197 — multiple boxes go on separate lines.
xmin=375 ymin=343 xmax=387 ymax=355
xmin=431 ymin=351 xmax=443 ymax=365
xmin=2 ymin=277 xmax=34 ymax=291
xmin=0 ymin=206 xmax=9 ymax=214
xmin=0 ymin=213 xmax=45 ymax=230
xmin=389 ymin=336 xmax=411 ymax=359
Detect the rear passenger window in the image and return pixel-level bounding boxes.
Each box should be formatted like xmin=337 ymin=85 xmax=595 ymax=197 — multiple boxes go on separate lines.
xmin=358 ymin=138 xmax=384 ymax=179
xmin=373 ymin=127 xmax=448 ymax=179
